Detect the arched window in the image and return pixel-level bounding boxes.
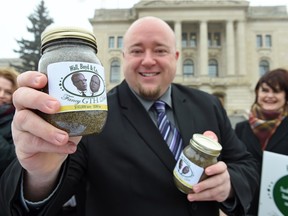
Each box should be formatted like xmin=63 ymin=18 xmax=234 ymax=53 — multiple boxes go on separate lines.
xmin=208 ymin=59 xmax=218 ymax=77
xmin=110 ymin=60 xmax=120 ymax=83
xmin=183 ymin=59 xmax=194 ymax=76
xmin=259 ymin=60 xmax=270 ymax=76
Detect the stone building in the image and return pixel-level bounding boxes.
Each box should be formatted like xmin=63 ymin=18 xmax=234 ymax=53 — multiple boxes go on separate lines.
xmin=89 ymin=0 xmax=288 ymax=119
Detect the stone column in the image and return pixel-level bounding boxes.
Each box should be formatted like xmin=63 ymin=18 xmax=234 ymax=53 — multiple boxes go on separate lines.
xmin=226 ymin=20 xmax=235 ymax=75
xmin=236 ymin=20 xmax=246 ymax=75
xmin=174 ymin=20 xmax=182 ymax=76
xmin=199 ymin=20 xmax=208 ymax=76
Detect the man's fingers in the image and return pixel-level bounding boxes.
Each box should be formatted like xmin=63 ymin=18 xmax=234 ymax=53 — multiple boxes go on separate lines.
xmin=203 ymin=130 xmax=218 ymax=142
xmin=13 ymin=87 xmax=60 ymax=113
xmin=12 ymin=109 xmax=68 ymax=146
xmin=17 ymin=71 xmax=47 ymax=88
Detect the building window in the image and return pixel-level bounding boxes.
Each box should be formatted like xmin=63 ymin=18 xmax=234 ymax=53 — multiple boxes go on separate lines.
xmin=189 ymin=33 xmax=197 ymax=47
xmin=182 ymin=33 xmax=187 ymax=48
xmin=108 ymin=36 xmax=115 ymax=49
xmin=265 ymin=35 xmax=272 ymax=48
xmin=183 ymin=59 xmax=194 ymax=76
xmin=208 ymin=32 xmax=221 ymax=47
xmin=259 ymin=60 xmax=270 ymax=76
xmin=208 ymin=33 xmax=212 ymax=47
xmin=117 ymin=36 xmax=123 ymax=48
xmin=214 ymin=32 xmax=221 ymax=46
xmin=110 ymin=60 xmax=120 ymax=83
xmin=256 ymin=35 xmax=263 ymax=48
xmin=208 ymin=59 xmax=218 ymax=77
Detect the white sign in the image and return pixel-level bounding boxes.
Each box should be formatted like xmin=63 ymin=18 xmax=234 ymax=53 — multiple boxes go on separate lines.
xmin=258 ymin=151 xmax=288 ymax=216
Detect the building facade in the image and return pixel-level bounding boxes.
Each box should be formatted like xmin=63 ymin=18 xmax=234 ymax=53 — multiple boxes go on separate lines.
xmin=89 ymin=0 xmax=288 ymax=116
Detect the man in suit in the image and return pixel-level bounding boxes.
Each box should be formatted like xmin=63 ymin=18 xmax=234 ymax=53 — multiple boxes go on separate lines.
xmin=0 ymin=16 xmax=259 ymax=216
xmin=89 ymin=74 xmax=100 ymax=96
xmin=71 ymin=72 xmax=87 ymax=96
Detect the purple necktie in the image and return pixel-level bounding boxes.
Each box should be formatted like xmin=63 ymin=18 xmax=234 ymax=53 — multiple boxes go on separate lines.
xmin=154 ymin=100 xmax=183 ymax=160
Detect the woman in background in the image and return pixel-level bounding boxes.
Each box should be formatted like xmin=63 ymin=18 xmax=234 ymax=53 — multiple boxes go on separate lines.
xmin=235 ymin=68 xmax=288 ymax=215
xmin=0 ymin=67 xmax=19 ymax=177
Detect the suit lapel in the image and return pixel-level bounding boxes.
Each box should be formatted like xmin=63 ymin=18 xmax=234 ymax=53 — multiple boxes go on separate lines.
xmin=172 ymin=86 xmax=197 ymax=148
xmin=118 ymin=81 xmax=176 ymax=171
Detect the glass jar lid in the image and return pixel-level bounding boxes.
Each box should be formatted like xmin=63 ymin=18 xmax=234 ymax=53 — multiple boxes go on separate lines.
xmin=190 ymin=133 xmax=222 ymax=156
xmin=41 ymin=25 xmax=97 ymax=52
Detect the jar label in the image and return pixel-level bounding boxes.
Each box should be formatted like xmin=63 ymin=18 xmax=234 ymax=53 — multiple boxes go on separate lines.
xmin=47 ymin=62 xmax=107 ymax=112
xmin=173 ymin=152 xmax=204 ymax=189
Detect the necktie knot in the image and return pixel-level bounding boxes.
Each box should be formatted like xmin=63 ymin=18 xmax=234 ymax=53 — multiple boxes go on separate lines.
xmin=154 ymin=100 xmax=166 ymax=114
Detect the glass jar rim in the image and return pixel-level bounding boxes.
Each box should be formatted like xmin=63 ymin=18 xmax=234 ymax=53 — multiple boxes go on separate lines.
xmin=190 ymin=133 xmax=222 ymax=156
xmin=41 ymin=25 xmax=97 ymax=51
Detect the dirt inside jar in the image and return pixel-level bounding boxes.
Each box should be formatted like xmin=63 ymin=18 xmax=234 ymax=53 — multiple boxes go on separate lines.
xmin=38 ymin=110 xmax=107 ymax=136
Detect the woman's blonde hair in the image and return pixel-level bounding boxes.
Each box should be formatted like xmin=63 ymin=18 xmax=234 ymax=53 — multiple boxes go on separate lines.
xmin=0 ymin=67 xmax=20 ymax=93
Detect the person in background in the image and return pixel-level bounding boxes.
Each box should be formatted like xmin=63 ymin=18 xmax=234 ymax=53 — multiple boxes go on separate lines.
xmin=90 ymin=74 xmax=100 ymax=96
xmin=212 ymin=91 xmax=225 ymax=107
xmin=235 ymin=68 xmax=288 ymax=215
xmin=71 ymin=72 xmax=87 ymax=96
xmin=0 ymin=67 xmax=19 ymax=177
xmin=0 ymin=16 xmax=259 ymax=216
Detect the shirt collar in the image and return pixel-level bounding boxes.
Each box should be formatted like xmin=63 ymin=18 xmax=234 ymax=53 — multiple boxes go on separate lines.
xmin=130 ymin=86 xmax=172 ymax=112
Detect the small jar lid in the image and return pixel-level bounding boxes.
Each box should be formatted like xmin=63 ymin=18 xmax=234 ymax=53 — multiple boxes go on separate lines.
xmin=41 ymin=25 xmax=97 ymax=52
xmin=190 ymin=133 xmax=222 ymax=156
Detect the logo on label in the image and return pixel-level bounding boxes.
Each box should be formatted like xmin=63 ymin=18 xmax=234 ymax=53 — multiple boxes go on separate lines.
xmin=60 ymin=71 xmax=105 ymax=97
xmin=272 ymin=175 xmax=288 ymax=215
xmin=177 ymin=158 xmax=194 ymax=177
xmin=47 ymin=62 xmax=107 ymax=112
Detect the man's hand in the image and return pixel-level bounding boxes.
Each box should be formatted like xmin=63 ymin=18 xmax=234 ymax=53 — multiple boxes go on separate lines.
xmin=12 ymin=71 xmax=81 ymax=200
xmin=186 ymin=131 xmax=232 ymax=203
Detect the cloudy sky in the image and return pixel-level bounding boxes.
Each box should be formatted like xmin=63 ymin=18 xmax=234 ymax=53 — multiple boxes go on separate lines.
xmin=1 ymin=0 xmax=287 ymax=58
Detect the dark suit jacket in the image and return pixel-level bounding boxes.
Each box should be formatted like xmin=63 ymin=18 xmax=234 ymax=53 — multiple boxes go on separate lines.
xmin=0 ymin=104 xmax=16 ymax=178
xmin=0 ymin=81 xmax=259 ymax=216
xmin=235 ymin=118 xmax=288 ymax=215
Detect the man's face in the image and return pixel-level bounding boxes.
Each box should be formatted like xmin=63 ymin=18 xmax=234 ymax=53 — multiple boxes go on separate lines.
xmin=90 ymin=75 xmax=100 ymax=93
xmin=122 ymin=18 xmax=179 ymax=101
xmin=73 ymin=74 xmax=87 ymax=91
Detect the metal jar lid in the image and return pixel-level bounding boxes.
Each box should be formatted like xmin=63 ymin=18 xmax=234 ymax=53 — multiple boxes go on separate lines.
xmin=41 ymin=25 xmax=98 ymax=53
xmin=190 ymin=133 xmax=222 ymax=157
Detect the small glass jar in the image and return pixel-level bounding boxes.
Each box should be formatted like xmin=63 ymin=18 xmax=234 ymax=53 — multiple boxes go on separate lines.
xmin=38 ymin=25 xmax=108 ymax=136
xmin=173 ymin=133 xmax=222 ymax=194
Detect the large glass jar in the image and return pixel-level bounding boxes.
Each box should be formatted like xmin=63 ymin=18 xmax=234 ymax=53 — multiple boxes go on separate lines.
xmin=173 ymin=133 xmax=222 ymax=194
xmin=38 ymin=25 xmax=108 ymax=136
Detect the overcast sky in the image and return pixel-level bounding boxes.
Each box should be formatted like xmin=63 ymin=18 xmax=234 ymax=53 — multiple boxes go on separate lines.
xmin=1 ymin=0 xmax=287 ymax=58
